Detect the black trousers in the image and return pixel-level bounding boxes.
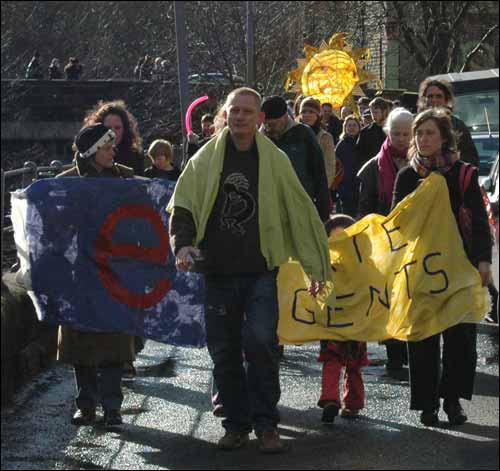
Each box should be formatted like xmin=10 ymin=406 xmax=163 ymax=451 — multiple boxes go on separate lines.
xmin=385 ymin=340 xmax=408 ymax=368
xmin=487 ymin=282 xmax=498 ymax=322
xmin=408 ymin=323 xmax=477 ymax=411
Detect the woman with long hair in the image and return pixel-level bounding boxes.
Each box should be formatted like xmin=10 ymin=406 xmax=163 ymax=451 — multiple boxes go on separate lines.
xmin=392 ymin=108 xmax=492 ymax=426
xmin=83 ymin=100 xmax=145 ymax=176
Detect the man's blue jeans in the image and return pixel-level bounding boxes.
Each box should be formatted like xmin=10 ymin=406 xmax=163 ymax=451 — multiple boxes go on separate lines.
xmin=204 ymin=270 xmax=281 ymax=434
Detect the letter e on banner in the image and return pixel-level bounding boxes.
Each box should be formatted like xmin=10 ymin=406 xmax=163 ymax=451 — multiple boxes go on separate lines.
xmin=382 ymin=216 xmax=408 ymax=253
xmin=95 ymin=204 xmax=171 ymax=309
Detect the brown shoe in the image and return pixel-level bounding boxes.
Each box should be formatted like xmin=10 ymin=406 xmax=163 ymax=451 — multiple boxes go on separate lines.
xmin=257 ymin=429 xmax=287 ymax=454
xmin=217 ymin=431 xmax=249 ymax=451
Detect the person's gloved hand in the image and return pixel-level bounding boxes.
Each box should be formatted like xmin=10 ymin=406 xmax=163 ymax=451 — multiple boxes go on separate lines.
xmin=187 ymin=132 xmax=199 ymax=145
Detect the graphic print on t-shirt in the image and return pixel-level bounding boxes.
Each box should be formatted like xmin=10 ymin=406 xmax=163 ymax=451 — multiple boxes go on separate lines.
xmin=220 ymin=172 xmax=256 ymax=236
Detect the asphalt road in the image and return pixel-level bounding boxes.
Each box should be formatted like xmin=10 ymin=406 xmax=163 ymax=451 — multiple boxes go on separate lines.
xmin=1 ymin=329 xmax=498 ymax=470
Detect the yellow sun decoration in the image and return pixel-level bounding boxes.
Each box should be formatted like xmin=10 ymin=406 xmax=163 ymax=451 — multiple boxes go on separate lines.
xmin=286 ymin=33 xmax=380 ymax=109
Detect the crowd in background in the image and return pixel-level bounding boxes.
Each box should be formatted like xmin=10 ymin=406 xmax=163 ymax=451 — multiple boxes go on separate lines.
xmin=25 ymin=50 xmax=174 ymax=81
xmin=25 ymin=50 xmax=83 ymax=80
xmin=133 ymin=54 xmax=169 ymax=81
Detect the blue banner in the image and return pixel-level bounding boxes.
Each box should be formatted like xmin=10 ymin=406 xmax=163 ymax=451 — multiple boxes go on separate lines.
xmin=11 ymin=177 xmax=206 ymax=347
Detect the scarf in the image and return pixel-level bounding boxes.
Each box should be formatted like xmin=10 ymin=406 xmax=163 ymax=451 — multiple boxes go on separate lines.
xmin=410 ymin=150 xmax=459 ymax=178
xmin=378 ymin=137 xmax=408 ymax=207
xmin=166 ymin=127 xmax=333 ymax=285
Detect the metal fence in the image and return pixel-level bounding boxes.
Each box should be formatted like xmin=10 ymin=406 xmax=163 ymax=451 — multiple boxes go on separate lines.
xmin=1 ymin=160 xmax=73 ymax=271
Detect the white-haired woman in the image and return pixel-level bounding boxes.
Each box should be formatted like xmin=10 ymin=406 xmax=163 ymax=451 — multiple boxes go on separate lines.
xmin=357 ymin=107 xmax=414 ymax=380
xmin=357 ymin=107 xmax=414 ymax=217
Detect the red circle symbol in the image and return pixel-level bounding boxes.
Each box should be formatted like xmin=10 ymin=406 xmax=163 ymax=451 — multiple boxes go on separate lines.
xmin=95 ymin=204 xmax=171 ymax=309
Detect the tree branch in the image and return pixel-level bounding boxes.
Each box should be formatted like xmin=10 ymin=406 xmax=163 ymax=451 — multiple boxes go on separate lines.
xmin=451 ymin=1 xmax=471 ymax=31
xmin=460 ymin=23 xmax=499 ymax=72
xmin=391 ymin=1 xmax=427 ymax=69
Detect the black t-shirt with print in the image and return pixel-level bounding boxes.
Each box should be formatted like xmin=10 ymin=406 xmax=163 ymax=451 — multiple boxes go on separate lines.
xmin=198 ymin=136 xmax=267 ymax=274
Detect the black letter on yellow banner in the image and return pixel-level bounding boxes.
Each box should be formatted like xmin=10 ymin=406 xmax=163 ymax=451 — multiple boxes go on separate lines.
xmin=327 ymin=293 xmax=355 ymax=328
xmin=382 ymin=217 xmax=408 ymax=253
xmin=292 ymin=289 xmax=316 ymax=325
xmin=366 ymin=284 xmax=390 ymax=317
xmin=394 ymin=260 xmax=418 ymax=299
xmin=423 ymin=252 xmax=449 ymax=294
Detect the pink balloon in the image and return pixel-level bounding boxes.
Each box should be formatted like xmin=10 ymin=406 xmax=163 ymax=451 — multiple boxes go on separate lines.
xmin=185 ymin=95 xmax=209 ymax=135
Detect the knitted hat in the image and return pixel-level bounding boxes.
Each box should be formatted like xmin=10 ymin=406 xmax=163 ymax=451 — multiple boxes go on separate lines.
xmin=262 ymin=96 xmax=288 ymax=119
xmin=299 ymin=97 xmax=321 ymax=114
xmin=75 ymin=124 xmax=115 ymax=159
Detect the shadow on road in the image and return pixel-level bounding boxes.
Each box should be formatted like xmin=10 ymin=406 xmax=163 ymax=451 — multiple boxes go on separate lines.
xmin=114 ymin=412 xmax=498 ymax=470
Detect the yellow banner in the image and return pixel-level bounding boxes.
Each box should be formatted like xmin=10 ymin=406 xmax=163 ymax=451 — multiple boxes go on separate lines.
xmin=278 ymin=173 xmax=490 ymax=344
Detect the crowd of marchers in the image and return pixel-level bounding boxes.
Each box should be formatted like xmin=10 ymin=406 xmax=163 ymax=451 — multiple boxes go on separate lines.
xmin=20 ymin=71 xmax=496 ymax=455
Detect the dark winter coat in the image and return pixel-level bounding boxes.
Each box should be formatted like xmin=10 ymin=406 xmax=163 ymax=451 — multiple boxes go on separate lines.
xmin=48 ymin=65 xmax=62 ymax=80
xmin=267 ymin=119 xmax=330 ymax=221
xmin=184 ymin=135 xmax=213 ymax=168
xmin=451 ymin=115 xmax=480 ymax=166
xmin=64 ymin=62 xmax=83 ymax=80
xmin=336 ymin=136 xmax=361 ymax=209
xmin=357 ymin=156 xmax=387 ymax=217
xmin=356 ymin=122 xmax=386 ymax=167
xmin=325 ymin=115 xmax=343 ymax=145
xmin=114 ymin=146 xmax=145 ymax=176
xmin=140 ymin=61 xmax=153 ymax=81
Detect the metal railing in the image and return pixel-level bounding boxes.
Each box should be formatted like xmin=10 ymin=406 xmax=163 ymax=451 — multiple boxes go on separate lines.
xmin=1 ymin=160 xmax=73 ymax=270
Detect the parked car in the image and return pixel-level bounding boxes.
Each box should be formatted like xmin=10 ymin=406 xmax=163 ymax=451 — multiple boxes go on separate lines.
xmin=430 ymin=69 xmax=499 ymax=132
xmin=472 ymin=132 xmax=499 ymax=184
xmin=482 ymin=151 xmax=499 ymax=247
xmin=428 ymin=69 xmax=499 ymax=181
xmin=482 ymin=151 xmax=499 ymax=323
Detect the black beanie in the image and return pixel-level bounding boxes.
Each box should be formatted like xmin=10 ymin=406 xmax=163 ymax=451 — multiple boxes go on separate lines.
xmin=262 ymin=95 xmax=288 ymax=119
xmin=75 ymin=124 xmax=115 ymax=159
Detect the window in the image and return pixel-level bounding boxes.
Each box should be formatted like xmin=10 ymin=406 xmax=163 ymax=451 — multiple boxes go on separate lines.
xmin=454 ymin=90 xmax=499 ymax=133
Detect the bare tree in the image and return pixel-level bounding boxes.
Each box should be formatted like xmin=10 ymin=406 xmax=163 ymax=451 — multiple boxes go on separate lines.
xmin=2 ymin=0 xmax=498 ymax=170
xmin=460 ymin=23 xmax=499 ymax=72
xmin=386 ymin=1 xmax=498 ymax=75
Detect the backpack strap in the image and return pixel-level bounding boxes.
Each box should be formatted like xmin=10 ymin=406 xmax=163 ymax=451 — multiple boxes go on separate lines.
xmin=459 ymin=162 xmax=475 ymax=201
